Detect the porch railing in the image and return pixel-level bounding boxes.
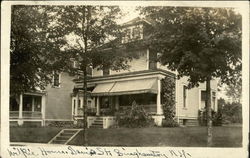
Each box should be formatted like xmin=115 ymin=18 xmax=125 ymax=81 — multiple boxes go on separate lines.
xmin=10 ymin=111 xmax=42 ymax=119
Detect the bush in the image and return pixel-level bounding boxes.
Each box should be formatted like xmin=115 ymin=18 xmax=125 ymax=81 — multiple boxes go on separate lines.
xmin=116 ymin=101 xmax=154 ymax=128
xmin=47 ymin=121 xmax=81 ymax=128
xmin=198 ymin=109 xmax=222 ymax=126
xmin=221 ymin=102 xmax=242 ymax=124
xmin=162 ymin=119 xmax=179 ymax=127
xmin=161 ymin=77 xmax=179 ymax=127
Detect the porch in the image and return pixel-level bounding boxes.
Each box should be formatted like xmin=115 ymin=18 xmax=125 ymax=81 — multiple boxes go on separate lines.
xmin=9 ymin=93 xmax=45 ymax=126
xmin=73 ymin=77 xmax=165 ymax=127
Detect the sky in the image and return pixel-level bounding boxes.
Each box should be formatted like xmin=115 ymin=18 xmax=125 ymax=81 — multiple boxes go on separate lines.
xmin=117 ymin=6 xmax=140 ymax=24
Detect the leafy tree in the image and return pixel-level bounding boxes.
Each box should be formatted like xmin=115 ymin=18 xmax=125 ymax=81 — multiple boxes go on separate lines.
xmin=10 ymin=5 xmax=70 ymax=96
xmin=139 ymin=7 xmax=241 ymax=146
xmin=225 ymin=78 xmax=242 ymax=103
xmin=11 ymin=5 xmax=138 ymax=145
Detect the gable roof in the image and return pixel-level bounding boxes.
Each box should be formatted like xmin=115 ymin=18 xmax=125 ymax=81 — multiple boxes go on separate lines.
xmin=121 ymin=17 xmax=153 ymax=27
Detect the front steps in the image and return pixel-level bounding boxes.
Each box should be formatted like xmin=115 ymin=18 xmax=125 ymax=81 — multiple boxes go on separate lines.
xmin=89 ymin=117 xmax=103 ymax=128
xmin=48 ymin=129 xmax=81 ymax=144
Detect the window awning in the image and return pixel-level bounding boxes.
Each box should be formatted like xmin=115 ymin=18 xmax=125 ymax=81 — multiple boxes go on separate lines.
xmin=91 ymin=78 xmax=158 ymax=96
xmin=91 ymin=82 xmax=115 ymax=96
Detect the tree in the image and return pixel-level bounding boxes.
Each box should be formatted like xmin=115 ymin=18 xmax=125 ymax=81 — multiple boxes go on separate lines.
xmin=41 ymin=6 xmax=138 ymax=145
xmin=10 ymin=5 xmax=71 ymax=96
xmin=11 ymin=5 xmax=137 ymax=145
xmin=139 ymin=7 xmax=241 ymax=146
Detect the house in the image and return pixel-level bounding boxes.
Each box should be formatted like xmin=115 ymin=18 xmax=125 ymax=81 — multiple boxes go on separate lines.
xmin=73 ymin=17 xmax=218 ymax=128
xmin=9 ymin=17 xmax=218 ymax=127
xmin=9 ymin=71 xmax=77 ymax=126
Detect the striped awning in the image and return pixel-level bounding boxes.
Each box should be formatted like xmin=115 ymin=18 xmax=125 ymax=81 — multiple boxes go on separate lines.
xmin=91 ymin=78 xmax=158 ymax=96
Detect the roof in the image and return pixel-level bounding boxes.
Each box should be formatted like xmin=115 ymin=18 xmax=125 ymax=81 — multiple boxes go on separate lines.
xmin=121 ymin=17 xmax=154 ymax=27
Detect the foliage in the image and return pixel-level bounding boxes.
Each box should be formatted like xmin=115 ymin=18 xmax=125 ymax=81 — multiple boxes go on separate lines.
xmin=139 ymin=7 xmax=241 ymax=145
xmin=47 ymin=121 xmax=81 ymax=128
xmin=161 ymin=77 xmax=178 ymax=127
xmin=116 ymin=101 xmax=154 ymax=128
xmin=221 ymin=101 xmax=242 ymax=124
xmin=225 ymin=79 xmax=242 ymax=103
xmin=139 ymin=7 xmax=242 ymax=87
xmin=162 ymin=119 xmax=179 ymax=127
xmin=10 ymin=5 xmax=138 ymax=95
xmin=10 ymin=6 xmax=71 ymax=95
xmin=198 ymin=110 xmax=222 ymax=126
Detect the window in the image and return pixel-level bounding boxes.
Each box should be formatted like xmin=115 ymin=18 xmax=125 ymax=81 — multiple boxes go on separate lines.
xmin=103 ymin=65 xmax=110 ymax=76
xmin=53 ymin=73 xmax=60 ymax=87
xmin=122 ymin=28 xmax=132 ymax=43
xmin=132 ymin=27 xmax=142 ymax=39
xmin=78 ymin=99 xmax=81 ymax=108
xmin=183 ymin=85 xmax=187 ymax=108
xmin=201 ymin=90 xmax=207 ymax=101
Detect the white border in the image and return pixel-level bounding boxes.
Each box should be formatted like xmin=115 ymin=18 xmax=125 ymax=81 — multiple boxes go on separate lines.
xmin=1 ymin=1 xmax=249 ymax=158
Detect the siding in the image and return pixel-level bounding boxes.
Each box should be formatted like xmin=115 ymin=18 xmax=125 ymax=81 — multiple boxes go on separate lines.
xmin=45 ymin=72 xmax=75 ymax=120
xmin=92 ymin=49 xmax=148 ymax=76
xmin=176 ymin=77 xmax=218 ymax=119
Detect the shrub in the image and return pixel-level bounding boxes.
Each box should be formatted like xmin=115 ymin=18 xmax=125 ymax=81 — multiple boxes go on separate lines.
xmin=116 ymin=101 xmax=154 ymax=128
xmin=47 ymin=121 xmax=81 ymax=128
xmin=198 ymin=109 xmax=222 ymax=126
xmin=162 ymin=119 xmax=179 ymax=127
xmin=161 ymin=77 xmax=179 ymax=127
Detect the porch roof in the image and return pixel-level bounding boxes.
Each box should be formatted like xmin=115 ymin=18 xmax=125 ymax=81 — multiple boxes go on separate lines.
xmin=91 ymin=78 xmax=158 ymax=96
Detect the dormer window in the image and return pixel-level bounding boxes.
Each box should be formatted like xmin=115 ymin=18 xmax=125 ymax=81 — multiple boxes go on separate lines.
xmin=122 ymin=28 xmax=132 ymax=43
xmin=122 ymin=24 xmax=143 ymax=43
xmin=132 ymin=26 xmax=142 ymax=39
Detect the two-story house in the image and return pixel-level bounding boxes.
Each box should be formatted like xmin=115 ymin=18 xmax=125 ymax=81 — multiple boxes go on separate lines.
xmin=72 ymin=17 xmax=218 ymax=128
xmin=9 ymin=71 xmax=77 ymax=126
xmin=9 ymin=17 xmax=218 ymax=128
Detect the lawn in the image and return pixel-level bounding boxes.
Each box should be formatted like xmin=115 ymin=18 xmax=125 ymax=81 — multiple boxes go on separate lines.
xmin=68 ymin=126 xmax=242 ymax=147
xmin=10 ymin=127 xmax=62 ymax=143
xmin=10 ymin=126 xmax=242 ymax=147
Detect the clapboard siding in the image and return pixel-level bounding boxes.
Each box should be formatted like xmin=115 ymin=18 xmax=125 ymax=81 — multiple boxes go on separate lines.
xmin=176 ymin=77 xmax=218 ymax=119
xmin=92 ymin=49 xmax=148 ymax=77
xmin=45 ymin=72 xmax=74 ymax=120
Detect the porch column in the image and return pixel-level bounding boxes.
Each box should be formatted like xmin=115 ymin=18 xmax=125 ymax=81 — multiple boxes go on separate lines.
xmin=96 ymin=97 xmax=100 ymax=116
xmin=157 ymin=78 xmax=163 ymax=115
xmin=18 ymin=94 xmax=23 ymax=126
xmin=31 ymin=97 xmax=35 ymax=112
xmin=75 ymin=94 xmax=78 ymax=116
xmin=115 ymin=96 xmax=119 ymax=110
xmin=41 ymin=95 xmax=46 ymax=126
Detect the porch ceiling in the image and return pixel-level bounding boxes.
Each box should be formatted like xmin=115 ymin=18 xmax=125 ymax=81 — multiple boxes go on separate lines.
xmin=91 ymin=78 xmax=158 ymax=96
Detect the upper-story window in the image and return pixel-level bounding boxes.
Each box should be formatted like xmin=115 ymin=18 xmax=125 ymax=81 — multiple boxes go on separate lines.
xmin=103 ymin=65 xmax=110 ymax=76
xmin=52 ymin=72 xmax=60 ymax=88
xmin=132 ymin=27 xmax=142 ymax=39
xmin=122 ymin=25 xmax=143 ymax=43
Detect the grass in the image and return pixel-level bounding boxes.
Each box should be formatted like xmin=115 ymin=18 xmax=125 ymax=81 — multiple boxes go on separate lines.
xmin=10 ymin=126 xmax=242 ymax=147
xmin=68 ymin=126 xmax=242 ymax=147
xmin=10 ymin=127 xmax=62 ymax=143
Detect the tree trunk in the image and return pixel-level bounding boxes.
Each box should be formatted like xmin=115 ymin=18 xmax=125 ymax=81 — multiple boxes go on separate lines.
xmin=83 ymin=66 xmax=88 ymax=146
xmin=206 ymin=78 xmax=212 ymax=147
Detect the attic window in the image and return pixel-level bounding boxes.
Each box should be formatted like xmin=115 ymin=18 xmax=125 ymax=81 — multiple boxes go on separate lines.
xmin=122 ymin=28 xmax=132 ymax=43
xmin=132 ymin=27 xmax=142 ymax=39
